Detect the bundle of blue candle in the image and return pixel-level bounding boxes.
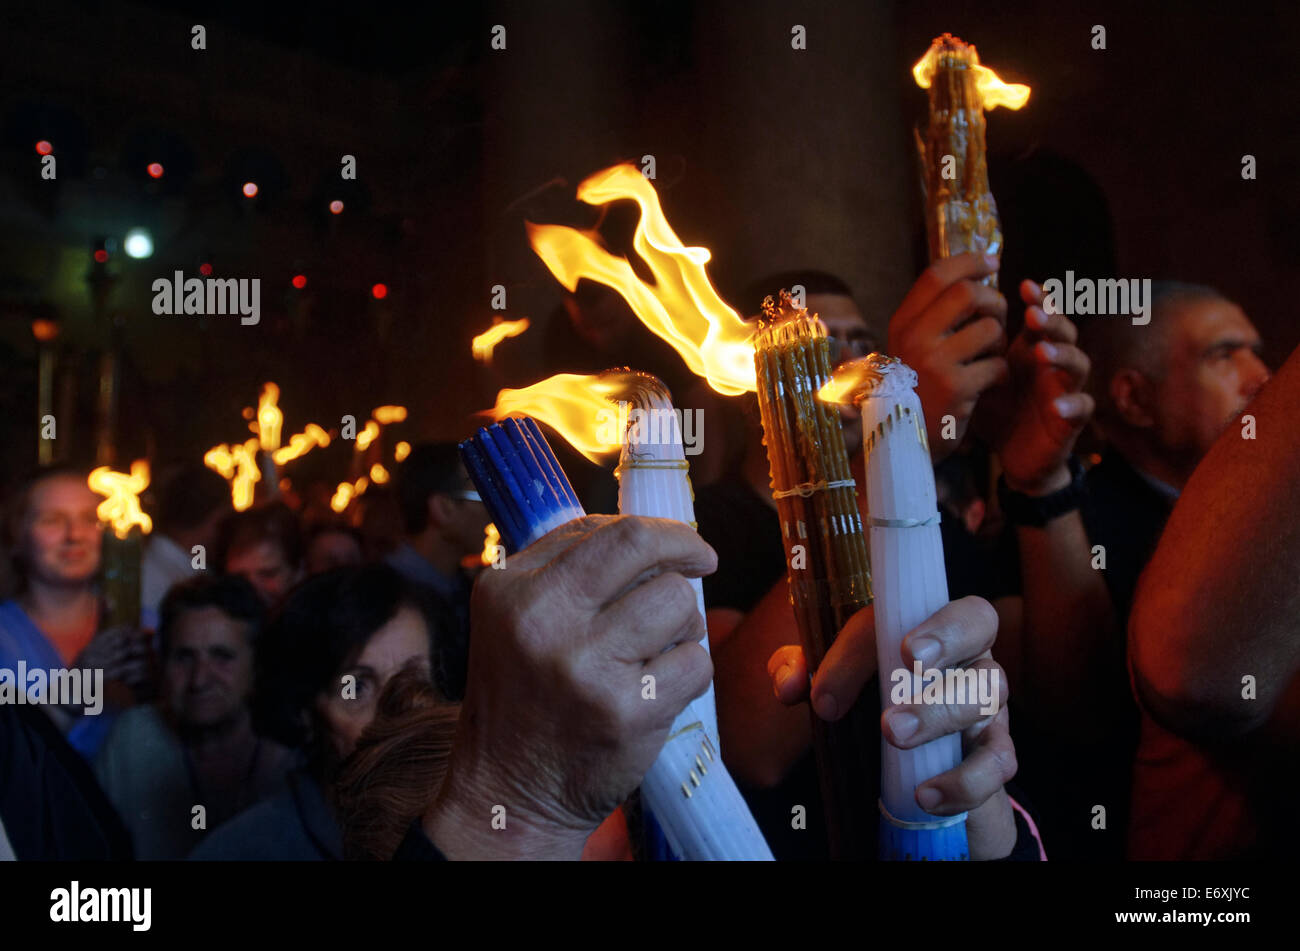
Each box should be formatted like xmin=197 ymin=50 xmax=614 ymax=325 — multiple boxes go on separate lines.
xmin=458 ymin=417 xmax=585 ymax=553
xmin=459 ymin=412 xmax=772 ymax=860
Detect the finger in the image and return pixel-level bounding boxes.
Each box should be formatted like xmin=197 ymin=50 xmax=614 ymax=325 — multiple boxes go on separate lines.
xmin=914 ymin=708 xmax=1018 ymax=816
xmin=509 ymin=515 xmax=618 ymax=570
xmin=641 ymin=640 xmax=713 ymax=717
xmin=953 ymin=356 xmax=1010 ymax=399
xmin=1051 ymin=392 xmax=1095 ymax=426
xmin=892 ymin=253 xmax=1000 ymax=334
xmin=1019 ymin=279 xmax=1043 ymax=309
xmin=936 ymin=316 xmax=1006 ymax=365
xmin=809 ymin=604 xmax=878 ymax=722
xmin=1036 ymin=307 xmax=1078 ymax=344
xmin=600 ymin=571 xmax=705 ymax=660
xmin=882 ymin=656 xmax=1007 ymax=748
xmin=1035 ymin=341 xmax=1090 ymax=389
xmin=901 ymin=596 xmax=1000 ymax=670
xmin=914 ymin=280 xmax=1007 ymax=344
xmin=541 ymin=516 xmax=717 ymax=611
xmin=767 ymin=644 xmax=808 ymax=705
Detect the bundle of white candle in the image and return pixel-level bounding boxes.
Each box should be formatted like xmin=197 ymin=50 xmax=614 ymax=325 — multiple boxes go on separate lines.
xmin=832 ymin=354 xmax=970 ymax=861
xmin=611 ymin=371 xmax=772 ymax=861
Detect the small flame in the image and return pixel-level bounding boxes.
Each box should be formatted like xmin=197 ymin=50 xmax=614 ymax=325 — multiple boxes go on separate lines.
xmin=472 ymin=318 xmax=531 ymax=364
xmin=330 ymin=476 xmax=371 ymax=514
xmin=369 ymin=463 xmax=390 ymax=484
xmin=355 ymin=420 xmax=381 ymax=452
xmin=257 ymin=382 xmax=284 ymax=452
xmin=205 ymin=438 xmax=260 ymax=511
xmin=272 ymin=423 xmax=331 ymax=465
xmin=88 ymin=460 xmax=153 ymax=539
xmin=372 ymin=405 xmax=407 ymax=425
xmin=480 ymin=522 xmax=500 ymax=566
xmin=912 ymin=34 xmax=1031 ymax=111
xmin=490 ymin=371 xmax=638 ymax=463
xmin=817 ymin=354 xmax=896 ymax=405
xmin=394 ymin=440 xmax=411 ymax=462
xmin=527 ymin=164 xmax=756 ymax=395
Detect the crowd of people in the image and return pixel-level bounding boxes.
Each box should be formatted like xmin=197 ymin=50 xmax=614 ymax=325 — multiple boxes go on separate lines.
xmin=0 ymin=247 xmax=1292 ymax=862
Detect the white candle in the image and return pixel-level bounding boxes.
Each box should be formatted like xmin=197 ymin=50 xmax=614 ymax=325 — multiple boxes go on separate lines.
xmin=614 ymin=372 xmax=772 ymax=861
xmin=855 ymin=355 xmax=969 ymax=861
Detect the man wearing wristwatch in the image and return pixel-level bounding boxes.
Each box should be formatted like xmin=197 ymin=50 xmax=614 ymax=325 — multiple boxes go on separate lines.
xmin=989 ymin=280 xmax=1268 ymax=860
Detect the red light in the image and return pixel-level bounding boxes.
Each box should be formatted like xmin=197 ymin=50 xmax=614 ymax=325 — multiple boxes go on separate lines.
xmin=35 ymin=141 xmax=52 ymax=156
xmin=371 ymin=283 xmax=388 ymax=300
xmin=199 ymin=262 xmax=213 ymax=276
xmin=147 ymin=162 xmax=164 ymax=179
xmin=292 ymin=274 xmax=307 ymax=289
xmin=93 ymin=249 xmax=109 ymax=264
xmin=242 ymin=182 xmax=259 ymax=198
xmin=329 ymin=200 xmax=344 ymax=215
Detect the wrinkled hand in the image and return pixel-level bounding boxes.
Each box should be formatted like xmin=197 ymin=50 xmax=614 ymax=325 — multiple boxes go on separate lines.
xmin=887 ymin=253 xmax=1009 ymax=463
xmin=767 ymin=596 xmax=1018 ymax=859
xmin=986 ymin=280 xmax=1094 ymax=495
xmin=428 ymin=515 xmax=716 ymax=859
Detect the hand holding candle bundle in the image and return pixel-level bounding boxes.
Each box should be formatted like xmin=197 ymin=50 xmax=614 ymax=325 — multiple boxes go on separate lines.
xmin=459 ymin=411 xmax=771 ymax=860
xmin=840 ymin=354 xmax=970 ymax=861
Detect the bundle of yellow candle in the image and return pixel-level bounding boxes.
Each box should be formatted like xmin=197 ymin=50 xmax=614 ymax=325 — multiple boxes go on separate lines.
xmin=752 ymin=290 xmax=876 ymax=858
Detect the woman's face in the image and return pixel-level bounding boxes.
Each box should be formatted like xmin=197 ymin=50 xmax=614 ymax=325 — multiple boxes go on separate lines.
xmin=22 ymin=475 xmax=103 ymax=587
xmin=313 ymin=605 xmax=432 ymax=760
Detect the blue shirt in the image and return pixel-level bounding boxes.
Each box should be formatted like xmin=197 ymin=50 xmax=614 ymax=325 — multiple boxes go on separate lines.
xmin=0 ymin=600 xmax=117 ymax=760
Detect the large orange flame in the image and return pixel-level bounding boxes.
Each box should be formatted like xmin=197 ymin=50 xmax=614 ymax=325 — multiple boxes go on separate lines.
xmin=205 ymin=438 xmax=260 ymax=511
xmin=88 ymin=460 xmax=153 ymax=539
xmin=527 ymin=164 xmax=756 ymax=395
xmin=257 ymin=382 xmax=283 ymax=452
xmin=912 ymin=34 xmax=1030 ymax=111
xmin=490 ymin=371 xmax=639 ymax=463
xmin=472 ymin=318 xmax=531 ymax=364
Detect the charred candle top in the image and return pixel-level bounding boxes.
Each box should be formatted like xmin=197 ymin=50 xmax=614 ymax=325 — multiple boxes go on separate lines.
xmin=818 ymin=352 xmax=914 ymax=405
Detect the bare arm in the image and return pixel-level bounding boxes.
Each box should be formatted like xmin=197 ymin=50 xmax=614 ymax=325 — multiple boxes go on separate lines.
xmin=1130 ymin=344 xmax=1300 ymax=740
xmin=711 ymin=579 xmax=814 ymax=788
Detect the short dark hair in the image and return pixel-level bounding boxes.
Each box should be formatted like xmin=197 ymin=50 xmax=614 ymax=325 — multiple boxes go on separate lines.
xmin=158 ymin=574 xmax=265 ymax=658
xmin=1079 ymin=281 xmax=1229 ymax=425
xmin=251 ymin=563 xmax=435 ymax=758
xmin=153 ymin=464 xmax=231 ymax=536
xmin=395 ymin=443 xmax=467 ymax=536
xmin=737 ymin=271 xmax=854 ymax=321
xmin=213 ymin=501 xmax=304 ymax=572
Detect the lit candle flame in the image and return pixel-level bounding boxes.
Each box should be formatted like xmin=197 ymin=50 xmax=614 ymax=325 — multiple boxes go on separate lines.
xmin=527 ymin=164 xmax=756 ymax=395
xmin=372 ymin=405 xmax=407 ymax=425
xmin=330 ymin=475 xmax=371 ymax=513
xmin=205 ymin=438 xmax=260 ymax=511
xmin=490 ymin=370 xmax=640 ymax=463
xmin=480 ymin=522 xmax=500 ymax=566
xmin=817 ymin=353 xmax=898 ymax=405
xmin=88 ymin=460 xmax=153 ymax=539
xmin=394 ymin=440 xmax=411 ymax=462
xmin=472 ymin=318 xmax=531 ymax=364
xmin=272 ymin=423 xmax=331 ymax=465
xmin=355 ymin=420 xmax=381 ymax=452
xmin=369 ymin=463 xmax=390 ymax=484
xmin=912 ymin=33 xmax=1030 ymax=111
xmin=257 ymin=382 xmax=284 ymax=452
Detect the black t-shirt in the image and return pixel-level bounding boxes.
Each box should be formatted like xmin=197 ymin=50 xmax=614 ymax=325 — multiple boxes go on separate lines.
xmin=1005 ymin=450 xmax=1176 ymax=861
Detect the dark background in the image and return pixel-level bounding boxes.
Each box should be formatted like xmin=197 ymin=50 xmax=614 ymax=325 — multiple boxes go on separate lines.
xmin=1 ymin=0 xmax=1295 ymax=483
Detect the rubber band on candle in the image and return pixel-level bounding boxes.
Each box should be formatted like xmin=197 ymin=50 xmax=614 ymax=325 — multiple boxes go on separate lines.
xmin=865 ymin=513 xmax=942 ymax=529
xmin=878 ymin=798 xmax=969 ymax=831
xmin=771 ymin=478 xmax=856 ymax=499
xmin=614 ymin=459 xmax=690 ymax=478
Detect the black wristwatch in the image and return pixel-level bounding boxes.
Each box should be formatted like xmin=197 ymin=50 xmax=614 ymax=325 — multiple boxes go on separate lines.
xmin=998 ymin=455 xmax=1088 ymax=527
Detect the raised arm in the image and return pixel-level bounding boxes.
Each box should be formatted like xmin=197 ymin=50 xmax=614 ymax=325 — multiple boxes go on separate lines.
xmin=1130 ymin=342 xmax=1300 ymax=740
